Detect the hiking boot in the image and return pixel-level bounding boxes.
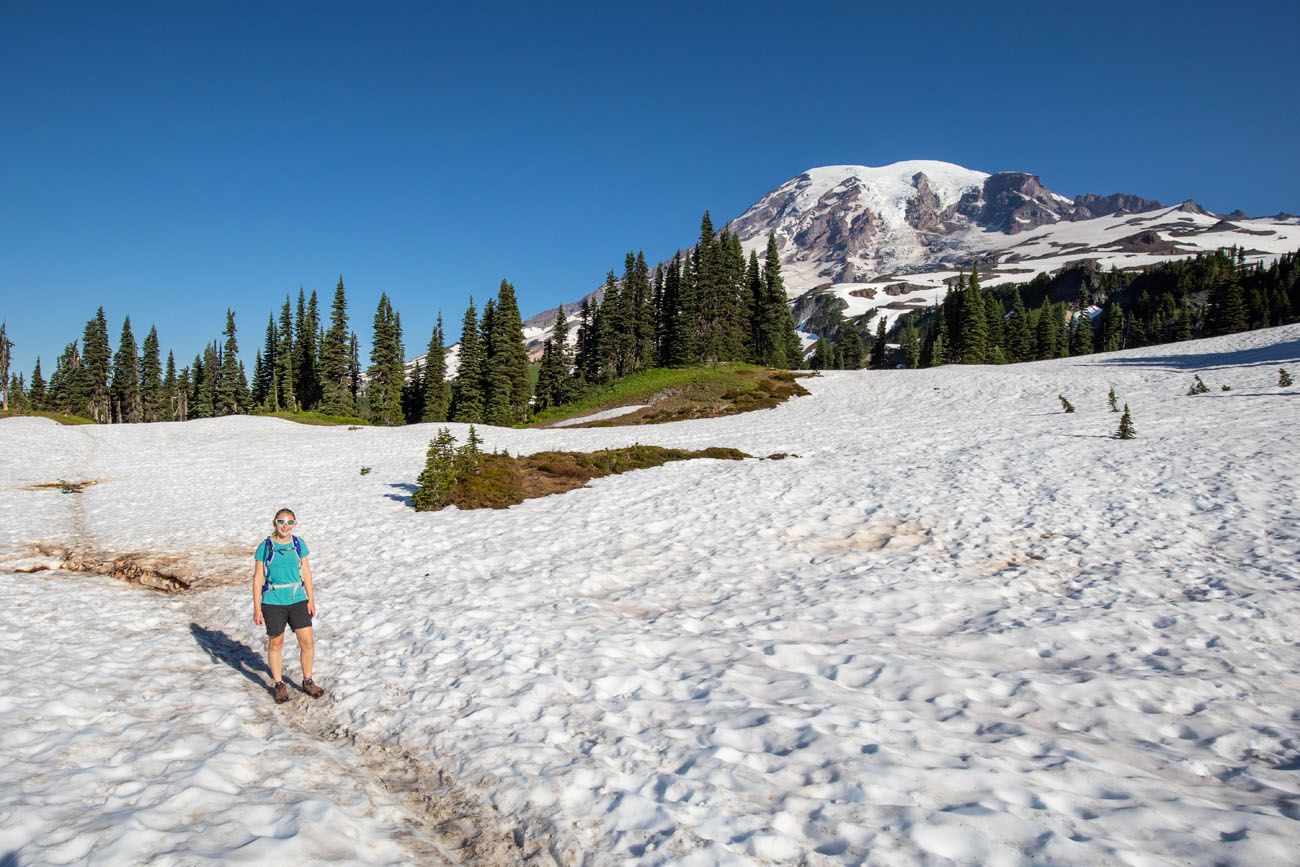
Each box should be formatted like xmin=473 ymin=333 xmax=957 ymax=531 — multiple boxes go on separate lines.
xmin=302 ymin=678 xmax=325 ymax=699
xmin=274 ymin=681 xmax=290 ymax=704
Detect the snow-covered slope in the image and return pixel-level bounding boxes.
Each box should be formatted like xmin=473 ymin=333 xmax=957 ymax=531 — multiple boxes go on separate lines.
xmin=4 ymin=325 xmax=1300 ymax=863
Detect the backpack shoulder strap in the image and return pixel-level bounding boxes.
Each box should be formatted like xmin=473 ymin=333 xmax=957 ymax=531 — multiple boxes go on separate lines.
xmin=292 ymin=535 xmax=303 ymax=557
xmin=262 ymin=537 xmax=274 ymax=564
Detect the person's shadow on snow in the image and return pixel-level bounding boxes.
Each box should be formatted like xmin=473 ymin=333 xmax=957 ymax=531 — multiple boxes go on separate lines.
xmin=190 ymin=623 xmax=279 ymax=697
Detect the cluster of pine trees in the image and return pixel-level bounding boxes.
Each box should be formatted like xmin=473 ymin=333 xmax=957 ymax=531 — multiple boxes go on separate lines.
xmin=531 ymin=216 xmax=803 ymax=409
xmin=808 ymin=245 xmax=1300 ymax=369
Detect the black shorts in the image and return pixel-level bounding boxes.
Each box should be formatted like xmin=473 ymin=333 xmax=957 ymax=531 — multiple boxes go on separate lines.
xmin=263 ymin=601 xmax=312 ymax=637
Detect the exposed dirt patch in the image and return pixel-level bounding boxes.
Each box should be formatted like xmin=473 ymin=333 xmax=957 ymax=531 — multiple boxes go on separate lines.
xmin=14 ymin=544 xmax=195 ymax=591
xmin=24 ymin=479 xmax=104 ymax=492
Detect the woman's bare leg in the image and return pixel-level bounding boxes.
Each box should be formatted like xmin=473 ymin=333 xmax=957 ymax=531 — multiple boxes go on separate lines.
xmin=297 ymin=627 xmax=315 ymax=681
xmin=268 ymin=634 xmax=285 ymax=683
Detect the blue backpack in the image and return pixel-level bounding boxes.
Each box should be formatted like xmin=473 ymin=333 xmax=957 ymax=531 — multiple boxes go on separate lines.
xmin=261 ymin=535 xmax=305 ymax=595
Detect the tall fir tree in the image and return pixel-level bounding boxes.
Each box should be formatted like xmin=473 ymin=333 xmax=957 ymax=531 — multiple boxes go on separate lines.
xmin=29 ymin=357 xmax=46 ymax=411
xmin=140 ymin=325 xmax=163 ymax=422
xmin=452 ymin=298 xmax=484 ymax=423
xmin=275 ymin=297 xmax=296 ymax=411
xmin=869 ymin=316 xmax=889 ymax=368
xmin=215 ymin=310 xmax=245 ymax=416
xmin=163 ymin=350 xmax=178 ymax=421
xmin=958 ymin=268 xmax=988 ymax=364
xmin=488 ymin=279 xmax=532 ymax=423
xmin=421 ymin=313 xmax=452 ymax=423
xmin=319 ymin=276 xmax=355 ymax=415
xmin=81 ymin=307 xmax=112 ymax=422
xmin=111 ymin=315 xmax=142 ymax=423
xmin=1006 ymin=291 xmax=1032 ymax=361
xmin=367 ymin=293 xmax=406 ymax=425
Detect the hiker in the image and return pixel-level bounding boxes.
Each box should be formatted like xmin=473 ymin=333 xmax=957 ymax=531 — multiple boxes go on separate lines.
xmin=252 ymin=508 xmax=325 ymax=703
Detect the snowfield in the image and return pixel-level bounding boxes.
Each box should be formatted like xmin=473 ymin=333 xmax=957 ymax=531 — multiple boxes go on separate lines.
xmin=3 ymin=326 xmax=1300 ymax=865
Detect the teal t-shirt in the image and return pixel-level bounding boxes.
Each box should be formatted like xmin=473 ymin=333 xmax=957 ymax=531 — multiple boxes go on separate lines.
xmin=254 ymin=536 xmax=310 ymax=606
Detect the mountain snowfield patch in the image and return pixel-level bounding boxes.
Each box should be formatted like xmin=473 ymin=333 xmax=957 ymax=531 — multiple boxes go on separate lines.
xmin=2 ymin=325 xmax=1300 ymax=864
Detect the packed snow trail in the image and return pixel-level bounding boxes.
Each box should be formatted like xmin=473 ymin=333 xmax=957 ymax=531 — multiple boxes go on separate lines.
xmin=2 ymin=325 xmax=1299 ymax=864
xmin=0 ymin=573 xmax=465 ymax=864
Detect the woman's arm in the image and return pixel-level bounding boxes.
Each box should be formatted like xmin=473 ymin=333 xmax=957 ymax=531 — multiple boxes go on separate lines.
xmin=301 ymin=556 xmax=316 ymax=616
xmin=252 ymin=560 xmax=265 ymax=624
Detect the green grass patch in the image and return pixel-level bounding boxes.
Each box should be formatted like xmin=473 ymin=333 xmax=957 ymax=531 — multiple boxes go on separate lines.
xmin=0 ymin=409 xmax=97 ymax=425
xmin=425 ymin=444 xmax=749 ymax=511
xmin=259 ymin=409 xmax=373 ymax=426
xmin=523 ymin=364 xmax=810 ymax=428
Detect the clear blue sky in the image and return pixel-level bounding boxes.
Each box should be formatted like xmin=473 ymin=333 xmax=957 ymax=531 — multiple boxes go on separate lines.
xmin=3 ymin=0 xmax=1297 ymax=377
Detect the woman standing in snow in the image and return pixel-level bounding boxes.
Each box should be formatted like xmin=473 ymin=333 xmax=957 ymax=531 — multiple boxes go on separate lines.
xmin=252 ymin=508 xmax=325 ymax=703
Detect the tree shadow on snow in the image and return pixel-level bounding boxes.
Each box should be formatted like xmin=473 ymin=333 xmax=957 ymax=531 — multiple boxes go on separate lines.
xmin=1 ymin=850 xmax=20 ymax=867
xmin=1081 ymin=338 xmax=1300 ymax=371
xmin=190 ymin=623 xmax=277 ymax=696
xmin=385 ymin=482 xmax=417 ymax=506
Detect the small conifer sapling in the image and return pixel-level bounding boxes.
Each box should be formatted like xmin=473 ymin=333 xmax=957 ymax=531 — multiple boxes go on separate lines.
xmin=1187 ymin=375 xmax=1209 ymax=395
xmin=1059 ymin=395 xmax=1075 ymax=413
xmin=1115 ymin=404 xmax=1136 ymax=440
xmin=1280 ymin=368 xmax=1293 ymax=387
xmin=1107 ymin=387 xmax=1119 ymax=412
xmin=1220 ymin=384 xmax=1231 ymax=392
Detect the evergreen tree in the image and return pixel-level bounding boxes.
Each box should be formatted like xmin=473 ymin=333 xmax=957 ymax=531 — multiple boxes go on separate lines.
xmin=1006 ymin=291 xmax=1032 ymax=361
xmin=319 ymin=276 xmax=354 ymax=415
xmin=174 ymin=362 xmax=190 ymax=422
xmin=8 ymin=373 xmax=29 ymax=413
xmin=1108 ymin=386 xmax=1119 ymax=412
xmin=215 ymin=310 xmax=245 ymax=415
xmin=402 ymin=360 xmax=424 ymax=423
xmin=348 ymin=331 xmax=361 ymax=403
xmin=81 ymin=307 xmax=112 ymax=422
xmin=632 ymin=252 xmax=656 ymax=371
xmin=1280 ymin=368 xmax=1294 ymax=387
xmin=413 ymin=427 xmax=459 ymax=511
xmin=195 ymin=344 xmax=214 ymax=418
xmin=1116 ymin=404 xmax=1136 ymax=439
xmin=49 ymin=341 xmax=83 ymax=414
xmin=111 ymin=316 xmax=142 ymax=423
xmin=293 ymin=288 xmax=320 ymax=410
xmin=900 ymin=319 xmax=921 ymax=369
xmin=869 ymin=316 xmax=889 ymax=368
xmin=1069 ymin=309 xmax=1095 ymax=356
xmin=275 ymin=297 xmax=296 ymax=411
xmin=958 ymin=269 xmax=988 ymax=363
xmin=486 ymin=279 xmax=531 ymax=423
xmin=810 ymin=336 xmax=831 ymax=370
xmin=839 ymin=327 xmax=865 ymax=370
xmin=534 ymin=306 xmax=575 ymax=410
xmin=163 ymin=350 xmax=178 ymax=421
xmin=452 ymin=298 xmax=484 ymax=423
xmin=930 ymin=328 xmax=948 ymax=366
xmin=421 ymin=314 xmax=452 ymax=423
xmin=29 ymin=357 xmax=46 ymax=410
xmin=1059 ymin=395 xmax=1075 ymax=413
xmin=1188 ymin=374 xmax=1209 ymax=395
xmin=367 ymin=293 xmax=406 ymax=425
xmin=140 ymin=325 xmax=163 ymax=422
xmin=1102 ymin=303 xmax=1125 ymax=352
xmin=1207 ymin=271 xmax=1249 ymax=335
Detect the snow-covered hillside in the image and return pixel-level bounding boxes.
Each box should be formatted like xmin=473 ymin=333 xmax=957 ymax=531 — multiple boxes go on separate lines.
xmin=3 ymin=326 xmax=1300 ymax=864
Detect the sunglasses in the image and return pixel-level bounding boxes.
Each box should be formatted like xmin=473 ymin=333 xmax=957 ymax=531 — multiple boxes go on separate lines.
xmin=275 ymin=519 xmax=296 ymax=526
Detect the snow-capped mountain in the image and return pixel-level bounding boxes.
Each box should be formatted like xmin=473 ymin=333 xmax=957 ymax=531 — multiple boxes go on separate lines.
xmin=520 ymin=160 xmax=1299 ymax=343
xmin=727 ymin=160 xmax=1167 ymax=286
